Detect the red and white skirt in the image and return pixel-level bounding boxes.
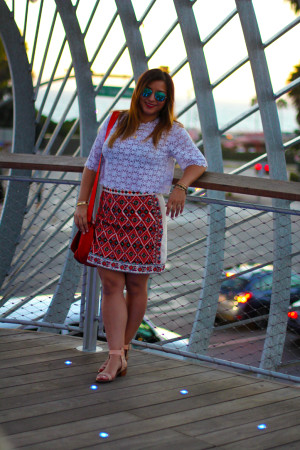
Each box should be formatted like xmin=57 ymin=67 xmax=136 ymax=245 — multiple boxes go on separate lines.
xmin=87 ymin=187 xmax=167 ymax=273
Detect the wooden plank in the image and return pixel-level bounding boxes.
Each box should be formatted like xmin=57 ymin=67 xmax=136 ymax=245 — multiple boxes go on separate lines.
xmin=0 ymin=357 xmax=186 ymax=389
xmin=174 ymin=396 xmax=300 ymax=437
xmin=0 ymin=362 xmax=214 ymax=401
xmin=174 ymin=168 xmax=300 ymax=201
xmin=7 ymin=387 xmax=300 ymax=449
xmin=7 ymin=411 xmax=141 ymax=449
xmin=83 ymin=429 xmax=213 ymax=450
xmin=1 ymin=153 xmax=299 ymax=200
xmin=0 ymin=334 xmax=84 ymax=352
xmin=273 ymin=443 xmax=300 ymax=449
xmin=130 ymin=381 xmax=285 ymax=420
xmin=216 ymin=423 xmax=300 ymax=449
xmin=0 ymin=348 xmax=179 ymax=380
xmin=0 ymin=153 xmax=86 ymax=173
xmin=1 ymin=331 xmax=299 ymax=450
xmin=0 ymin=373 xmax=252 ymax=427
xmin=0 ymin=346 xmax=105 ymax=370
xmin=0 ymin=365 xmax=230 ymax=412
xmin=0 ymin=339 xmax=88 ymax=360
xmin=0 ymin=375 xmax=277 ymax=434
xmin=0 ymin=328 xmax=50 ymax=341
xmin=198 ymin=409 xmax=300 ymax=447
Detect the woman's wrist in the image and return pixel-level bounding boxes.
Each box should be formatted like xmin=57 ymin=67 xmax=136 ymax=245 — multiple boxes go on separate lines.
xmin=76 ymin=201 xmax=89 ymax=206
xmin=177 ymin=181 xmax=188 ymax=190
xmin=174 ymin=183 xmax=187 ymax=194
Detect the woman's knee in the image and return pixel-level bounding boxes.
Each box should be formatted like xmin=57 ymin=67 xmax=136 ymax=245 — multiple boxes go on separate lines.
xmin=125 ymin=274 xmax=149 ymax=296
xmin=98 ymin=268 xmax=125 ymax=295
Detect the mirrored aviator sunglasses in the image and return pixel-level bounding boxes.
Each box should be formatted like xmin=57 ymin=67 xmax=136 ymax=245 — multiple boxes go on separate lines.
xmin=142 ymin=87 xmax=167 ymax=102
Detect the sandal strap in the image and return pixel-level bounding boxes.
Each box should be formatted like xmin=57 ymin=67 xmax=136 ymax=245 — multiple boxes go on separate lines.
xmin=96 ymin=373 xmax=112 ymax=382
xmin=109 ymin=349 xmax=124 ymax=356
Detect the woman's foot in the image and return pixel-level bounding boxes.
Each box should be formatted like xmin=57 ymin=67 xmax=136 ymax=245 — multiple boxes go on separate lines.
xmin=98 ymin=343 xmax=131 ymax=373
xmin=96 ymin=350 xmax=127 ymax=383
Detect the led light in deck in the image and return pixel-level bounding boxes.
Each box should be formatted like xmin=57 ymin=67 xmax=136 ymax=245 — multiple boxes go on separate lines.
xmin=257 ymin=424 xmax=267 ymax=430
xmin=90 ymin=385 xmax=98 ymax=390
xmin=64 ymin=360 xmax=72 ymax=365
xmin=180 ymin=389 xmax=188 ymax=395
xmin=99 ymin=432 xmax=109 ymax=438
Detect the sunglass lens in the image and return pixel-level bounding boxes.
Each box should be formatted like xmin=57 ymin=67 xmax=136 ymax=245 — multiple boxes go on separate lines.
xmin=142 ymin=87 xmax=152 ymax=98
xmin=155 ymin=92 xmax=166 ymax=102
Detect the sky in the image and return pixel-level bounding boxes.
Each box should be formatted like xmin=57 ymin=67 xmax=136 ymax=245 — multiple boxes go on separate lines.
xmin=7 ymin=0 xmax=300 ymax=131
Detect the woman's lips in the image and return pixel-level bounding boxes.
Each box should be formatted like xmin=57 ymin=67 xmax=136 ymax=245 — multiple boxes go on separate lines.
xmin=145 ymin=102 xmax=155 ymax=108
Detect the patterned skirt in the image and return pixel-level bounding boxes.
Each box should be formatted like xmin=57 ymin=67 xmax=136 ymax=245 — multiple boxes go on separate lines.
xmin=87 ymin=187 xmax=167 ymax=273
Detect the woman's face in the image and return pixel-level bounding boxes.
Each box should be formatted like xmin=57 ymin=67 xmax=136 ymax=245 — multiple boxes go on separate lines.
xmin=139 ymin=80 xmax=167 ymax=123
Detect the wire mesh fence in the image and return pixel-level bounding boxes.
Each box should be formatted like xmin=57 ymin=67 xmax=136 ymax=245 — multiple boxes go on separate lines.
xmin=142 ymin=195 xmax=300 ymax=382
xmin=1 ymin=175 xmax=300 ymax=381
xmin=0 ymin=175 xmax=83 ymax=332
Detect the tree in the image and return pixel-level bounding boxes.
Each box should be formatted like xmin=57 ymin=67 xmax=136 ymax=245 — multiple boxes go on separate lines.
xmin=285 ymin=0 xmax=300 ymax=13
xmin=287 ymin=64 xmax=300 ymax=126
xmin=285 ymin=1 xmax=300 ymax=127
xmin=276 ymin=98 xmax=288 ymax=130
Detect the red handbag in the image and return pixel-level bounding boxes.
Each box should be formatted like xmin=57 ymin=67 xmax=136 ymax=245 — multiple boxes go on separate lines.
xmin=71 ymin=111 xmax=120 ymax=265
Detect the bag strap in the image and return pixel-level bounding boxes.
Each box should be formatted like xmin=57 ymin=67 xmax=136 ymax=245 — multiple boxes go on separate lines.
xmin=87 ymin=111 xmax=120 ymax=222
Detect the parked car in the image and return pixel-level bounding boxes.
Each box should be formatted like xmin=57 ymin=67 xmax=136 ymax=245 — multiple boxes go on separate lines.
xmin=216 ymin=264 xmax=300 ymax=324
xmin=287 ymin=299 xmax=300 ymax=334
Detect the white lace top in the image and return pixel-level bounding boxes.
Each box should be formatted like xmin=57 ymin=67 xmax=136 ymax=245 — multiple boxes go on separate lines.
xmin=85 ymin=114 xmax=207 ymax=194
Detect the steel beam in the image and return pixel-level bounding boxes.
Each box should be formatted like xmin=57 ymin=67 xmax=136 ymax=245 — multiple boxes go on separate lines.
xmin=0 ymin=0 xmax=36 ymax=291
xmin=173 ymin=0 xmax=226 ymax=354
xmin=236 ymin=0 xmax=291 ymax=371
xmin=115 ymin=0 xmax=148 ymax=81
xmin=40 ymin=0 xmax=98 ymax=332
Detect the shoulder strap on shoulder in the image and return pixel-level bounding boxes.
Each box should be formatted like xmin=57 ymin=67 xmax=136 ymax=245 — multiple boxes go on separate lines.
xmin=87 ymin=111 xmax=120 ymax=222
xmin=105 ymin=110 xmax=120 ymax=140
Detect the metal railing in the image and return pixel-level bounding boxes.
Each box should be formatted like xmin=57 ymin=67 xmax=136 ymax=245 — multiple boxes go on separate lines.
xmin=0 ymin=159 xmax=299 ymax=383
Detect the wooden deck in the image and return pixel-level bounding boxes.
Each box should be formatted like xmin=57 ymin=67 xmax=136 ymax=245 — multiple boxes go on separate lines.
xmin=0 ymin=329 xmax=300 ymax=450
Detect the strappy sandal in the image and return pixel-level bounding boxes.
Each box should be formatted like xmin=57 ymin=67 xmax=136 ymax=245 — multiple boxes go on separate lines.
xmin=96 ymin=349 xmax=127 ymax=383
xmin=98 ymin=343 xmax=131 ymax=373
xmin=124 ymin=343 xmax=131 ymax=361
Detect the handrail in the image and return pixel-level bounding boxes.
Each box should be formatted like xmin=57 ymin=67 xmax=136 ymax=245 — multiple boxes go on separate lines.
xmin=0 ymin=153 xmax=299 ymax=201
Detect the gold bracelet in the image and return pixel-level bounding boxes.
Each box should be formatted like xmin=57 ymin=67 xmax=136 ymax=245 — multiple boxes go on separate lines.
xmin=174 ymin=184 xmax=187 ymax=194
xmin=76 ymin=201 xmax=89 ymax=206
xmin=177 ymin=182 xmax=188 ymax=190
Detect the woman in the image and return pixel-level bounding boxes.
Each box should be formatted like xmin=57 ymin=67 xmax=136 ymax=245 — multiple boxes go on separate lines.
xmin=74 ymin=68 xmax=207 ymax=382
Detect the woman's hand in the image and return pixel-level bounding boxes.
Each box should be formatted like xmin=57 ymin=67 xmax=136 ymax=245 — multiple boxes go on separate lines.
xmin=166 ymin=187 xmax=186 ymax=219
xmin=74 ymin=205 xmax=89 ymax=234
xmin=73 ymin=167 xmax=97 ymax=234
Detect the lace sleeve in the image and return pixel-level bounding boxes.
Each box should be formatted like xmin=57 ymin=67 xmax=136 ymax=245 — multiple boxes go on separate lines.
xmin=168 ymin=123 xmax=208 ymax=170
xmin=84 ymin=115 xmax=112 ymax=172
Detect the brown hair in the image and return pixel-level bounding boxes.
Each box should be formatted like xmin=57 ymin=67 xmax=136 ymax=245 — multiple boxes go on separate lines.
xmin=108 ymin=68 xmax=177 ymax=148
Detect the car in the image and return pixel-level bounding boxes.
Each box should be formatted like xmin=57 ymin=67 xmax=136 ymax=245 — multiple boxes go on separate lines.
xmin=287 ymin=299 xmax=300 ymax=334
xmin=216 ymin=264 xmax=300 ymax=324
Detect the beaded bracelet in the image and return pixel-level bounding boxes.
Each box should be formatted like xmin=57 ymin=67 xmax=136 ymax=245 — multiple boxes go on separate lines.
xmin=76 ymin=201 xmax=89 ymax=206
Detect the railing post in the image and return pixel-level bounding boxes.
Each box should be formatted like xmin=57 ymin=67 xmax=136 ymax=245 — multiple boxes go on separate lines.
xmin=236 ymin=0 xmax=292 ymax=372
xmin=82 ymin=267 xmax=100 ymax=352
xmin=173 ymin=0 xmax=225 ymax=354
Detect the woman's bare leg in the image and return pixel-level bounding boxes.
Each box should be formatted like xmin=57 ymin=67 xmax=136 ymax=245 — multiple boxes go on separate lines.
xmin=124 ymin=273 xmax=150 ymax=345
xmin=97 ymin=268 xmax=127 ymax=379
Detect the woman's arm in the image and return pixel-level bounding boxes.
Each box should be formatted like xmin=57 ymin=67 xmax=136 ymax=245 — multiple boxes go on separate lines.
xmin=166 ymin=164 xmax=207 ymax=219
xmin=74 ymin=167 xmax=97 ymax=234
